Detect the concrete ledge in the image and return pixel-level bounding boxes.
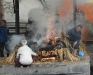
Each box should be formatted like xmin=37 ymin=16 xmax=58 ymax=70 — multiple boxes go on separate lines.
xmin=0 ymin=56 xmax=90 ymax=75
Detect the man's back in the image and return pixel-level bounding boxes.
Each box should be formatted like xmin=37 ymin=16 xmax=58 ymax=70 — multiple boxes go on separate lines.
xmin=17 ymin=45 xmax=36 ymax=65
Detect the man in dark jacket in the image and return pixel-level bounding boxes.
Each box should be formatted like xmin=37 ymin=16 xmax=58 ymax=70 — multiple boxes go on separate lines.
xmin=0 ymin=20 xmax=9 ymax=57
xmin=67 ymin=25 xmax=82 ymax=56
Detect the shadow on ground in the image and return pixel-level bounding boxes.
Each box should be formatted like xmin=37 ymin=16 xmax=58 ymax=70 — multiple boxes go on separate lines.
xmin=90 ymin=66 xmax=93 ymax=75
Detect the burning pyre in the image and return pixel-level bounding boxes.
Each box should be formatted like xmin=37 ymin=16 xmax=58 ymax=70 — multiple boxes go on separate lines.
xmin=0 ymin=31 xmax=86 ymax=65
xmin=0 ymin=10 xmax=87 ymax=65
xmin=33 ymin=31 xmax=79 ymax=62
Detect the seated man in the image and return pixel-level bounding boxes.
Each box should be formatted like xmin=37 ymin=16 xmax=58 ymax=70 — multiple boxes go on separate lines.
xmin=67 ymin=25 xmax=82 ymax=56
xmin=14 ymin=40 xmax=38 ymax=68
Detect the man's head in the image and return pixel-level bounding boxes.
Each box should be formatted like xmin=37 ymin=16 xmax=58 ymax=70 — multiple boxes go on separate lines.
xmin=21 ymin=40 xmax=27 ymax=45
xmin=76 ymin=24 xmax=82 ymax=32
xmin=0 ymin=19 xmax=6 ymax=27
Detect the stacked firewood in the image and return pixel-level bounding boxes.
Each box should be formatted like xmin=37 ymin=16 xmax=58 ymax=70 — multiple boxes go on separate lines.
xmin=34 ymin=31 xmax=80 ymax=62
xmin=0 ymin=45 xmax=20 ymax=65
xmin=60 ymin=31 xmax=79 ymax=61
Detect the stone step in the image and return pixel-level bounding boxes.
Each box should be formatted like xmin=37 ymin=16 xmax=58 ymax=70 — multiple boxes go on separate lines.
xmin=0 ymin=56 xmax=90 ymax=75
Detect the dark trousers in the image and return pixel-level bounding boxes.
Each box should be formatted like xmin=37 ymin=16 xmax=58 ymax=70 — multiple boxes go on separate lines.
xmin=14 ymin=58 xmax=30 ymax=67
xmin=70 ymin=41 xmax=79 ymax=49
xmin=0 ymin=42 xmax=5 ymax=57
xmin=14 ymin=58 xmax=22 ymax=67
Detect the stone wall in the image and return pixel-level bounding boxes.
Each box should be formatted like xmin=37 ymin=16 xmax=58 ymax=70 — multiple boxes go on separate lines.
xmin=3 ymin=0 xmax=15 ymax=22
xmin=0 ymin=0 xmax=3 ymax=20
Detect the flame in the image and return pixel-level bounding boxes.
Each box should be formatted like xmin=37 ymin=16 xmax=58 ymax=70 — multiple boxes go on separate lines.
xmin=44 ymin=11 xmax=56 ymax=43
xmin=41 ymin=57 xmax=57 ymax=61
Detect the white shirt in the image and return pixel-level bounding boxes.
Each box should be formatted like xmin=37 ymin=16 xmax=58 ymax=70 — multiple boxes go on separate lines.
xmin=16 ymin=45 xmax=37 ymax=65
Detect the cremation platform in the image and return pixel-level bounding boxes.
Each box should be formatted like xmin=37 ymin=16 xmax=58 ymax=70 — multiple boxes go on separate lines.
xmin=0 ymin=56 xmax=90 ymax=75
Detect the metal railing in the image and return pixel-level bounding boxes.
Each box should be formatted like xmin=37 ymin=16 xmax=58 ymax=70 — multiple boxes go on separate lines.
xmin=6 ymin=22 xmax=27 ymax=34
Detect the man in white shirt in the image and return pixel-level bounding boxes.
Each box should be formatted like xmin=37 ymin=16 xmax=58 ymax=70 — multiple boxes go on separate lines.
xmin=14 ymin=40 xmax=37 ymax=68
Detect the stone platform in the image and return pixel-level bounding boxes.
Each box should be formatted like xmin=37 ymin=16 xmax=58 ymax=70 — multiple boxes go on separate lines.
xmin=0 ymin=56 xmax=90 ymax=75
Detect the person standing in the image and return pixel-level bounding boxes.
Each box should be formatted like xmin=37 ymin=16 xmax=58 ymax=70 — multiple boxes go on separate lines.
xmin=54 ymin=14 xmax=63 ymax=37
xmin=25 ymin=18 xmax=38 ymax=39
xmin=0 ymin=19 xmax=9 ymax=57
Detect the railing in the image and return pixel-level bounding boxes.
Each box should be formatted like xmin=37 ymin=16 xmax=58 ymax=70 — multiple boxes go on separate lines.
xmin=6 ymin=22 xmax=27 ymax=35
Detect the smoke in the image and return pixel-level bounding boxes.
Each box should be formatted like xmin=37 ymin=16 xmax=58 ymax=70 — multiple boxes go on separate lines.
xmin=57 ymin=0 xmax=88 ymax=32
xmin=27 ymin=0 xmax=67 ymax=45
xmin=19 ymin=0 xmax=43 ymax=22
xmin=75 ymin=0 xmax=87 ymax=27
xmin=5 ymin=34 xmax=26 ymax=52
xmin=28 ymin=8 xmax=49 ymax=28
xmin=20 ymin=0 xmax=88 ymax=46
xmin=45 ymin=0 xmax=63 ymax=13
xmin=4 ymin=0 xmax=89 ymax=53
xmin=28 ymin=8 xmax=50 ymax=45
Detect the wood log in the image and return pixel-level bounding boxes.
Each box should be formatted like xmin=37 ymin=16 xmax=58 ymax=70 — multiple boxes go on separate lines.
xmin=56 ymin=48 xmax=64 ymax=62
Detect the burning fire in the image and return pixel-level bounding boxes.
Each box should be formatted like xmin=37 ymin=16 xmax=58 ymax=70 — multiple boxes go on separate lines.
xmin=44 ymin=11 xmax=57 ymax=43
xmin=41 ymin=57 xmax=57 ymax=61
xmin=39 ymin=11 xmax=59 ymax=61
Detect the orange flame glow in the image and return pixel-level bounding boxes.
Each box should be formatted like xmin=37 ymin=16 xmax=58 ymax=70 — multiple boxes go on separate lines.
xmin=44 ymin=11 xmax=56 ymax=43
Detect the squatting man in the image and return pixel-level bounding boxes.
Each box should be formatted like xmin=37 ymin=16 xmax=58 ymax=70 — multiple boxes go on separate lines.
xmin=14 ymin=40 xmax=38 ymax=68
xmin=67 ymin=24 xmax=82 ymax=56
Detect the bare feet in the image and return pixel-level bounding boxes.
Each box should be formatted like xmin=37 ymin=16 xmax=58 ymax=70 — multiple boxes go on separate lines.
xmin=20 ymin=66 xmax=23 ymax=68
xmin=27 ymin=66 xmax=30 ymax=68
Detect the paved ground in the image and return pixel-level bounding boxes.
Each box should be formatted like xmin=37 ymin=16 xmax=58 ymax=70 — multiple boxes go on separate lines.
xmin=85 ymin=42 xmax=93 ymax=75
xmin=0 ymin=58 xmax=90 ymax=75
